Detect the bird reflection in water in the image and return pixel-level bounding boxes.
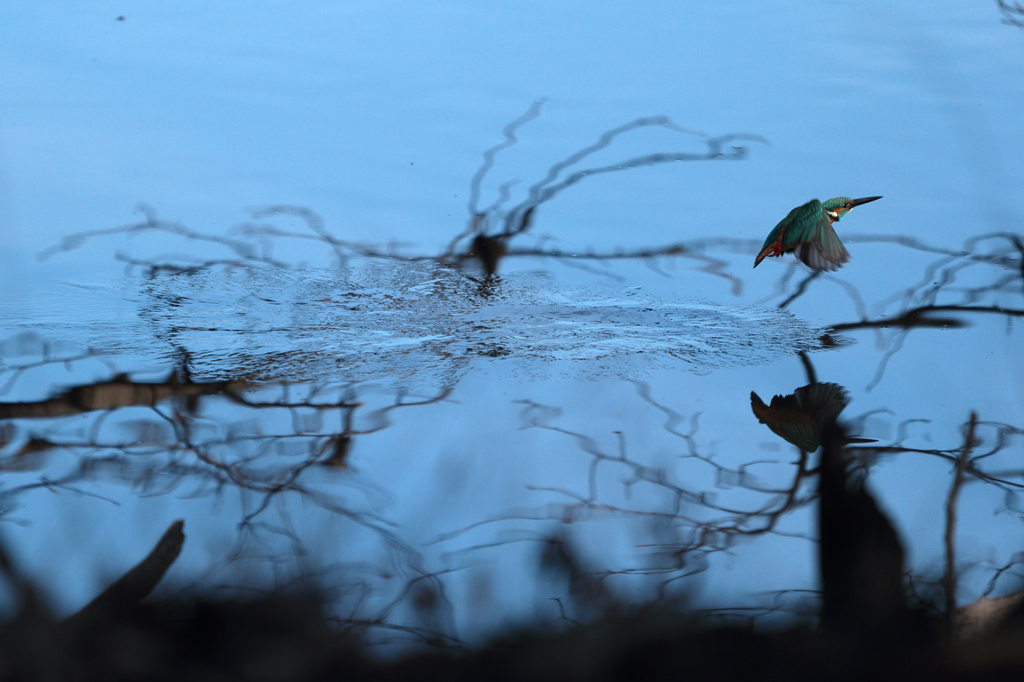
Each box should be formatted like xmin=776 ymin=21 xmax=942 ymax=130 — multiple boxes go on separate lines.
xmin=752 ymin=377 xmax=919 ymax=644
xmin=750 ymin=382 xmax=876 ymax=452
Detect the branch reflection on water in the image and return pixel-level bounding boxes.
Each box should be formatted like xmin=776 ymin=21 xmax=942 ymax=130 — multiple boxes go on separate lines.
xmin=2 ymin=103 xmax=1023 ymax=677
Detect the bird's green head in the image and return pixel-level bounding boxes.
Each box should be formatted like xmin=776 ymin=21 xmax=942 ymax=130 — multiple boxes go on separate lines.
xmin=822 ymin=196 xmax=882 ymax=223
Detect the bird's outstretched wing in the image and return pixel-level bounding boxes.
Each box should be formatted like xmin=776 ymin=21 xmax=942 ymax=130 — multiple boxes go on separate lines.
xmin=793 ymin=213 xmax=850 ymax=271
xmin=751 ymin=390 xmax=821 ymax=452
xmin=756 ymin=200 xmax=823 ymax=268
xmin=792 ymin=382 xmax=850 ymax=420
xmin=777 ymin=200 xmax=823 ymax=248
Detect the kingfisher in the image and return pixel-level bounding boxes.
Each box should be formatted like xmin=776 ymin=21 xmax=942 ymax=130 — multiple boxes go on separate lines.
xmin=750 ymin=382 xmax=876 ymax=452
xmin=754 ymin=196 xmax=882 ymax=271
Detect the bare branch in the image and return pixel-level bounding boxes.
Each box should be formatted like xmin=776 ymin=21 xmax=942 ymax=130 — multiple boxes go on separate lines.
xmin=945 ymin=412 xmax=978 ymax=638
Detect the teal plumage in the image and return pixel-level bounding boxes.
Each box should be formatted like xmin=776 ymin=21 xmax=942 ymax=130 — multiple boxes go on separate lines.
xmin=750 ymin=382 xmax=877 ymax=452
xmin=754 ymin=196 xmax=881 ymax=271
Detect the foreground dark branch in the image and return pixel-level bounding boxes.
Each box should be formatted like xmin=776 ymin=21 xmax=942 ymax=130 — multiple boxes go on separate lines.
xmin=944 ymin=413 xmax=977 ymax=638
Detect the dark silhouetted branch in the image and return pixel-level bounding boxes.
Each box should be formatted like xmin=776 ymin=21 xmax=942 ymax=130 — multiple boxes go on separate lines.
xmin=944 ymin=413 xmax=977 ymax=638
xmin=66 ymin=519 xmax=185 ymax=624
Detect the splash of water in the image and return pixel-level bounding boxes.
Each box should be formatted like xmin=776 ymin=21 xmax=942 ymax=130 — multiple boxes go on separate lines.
xmin=117 ymin=262 xmax=822 ymax=385
xmin=5 ymin=262 xmax=824 ymax=387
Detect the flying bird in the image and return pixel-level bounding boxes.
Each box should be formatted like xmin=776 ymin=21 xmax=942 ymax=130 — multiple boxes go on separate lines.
xmin=754 ymin=196 xmax=882 ymax=271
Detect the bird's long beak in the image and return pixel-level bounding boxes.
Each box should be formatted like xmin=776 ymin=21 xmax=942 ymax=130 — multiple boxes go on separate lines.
xmin=849 ymin=196 xmax=882 ymax=208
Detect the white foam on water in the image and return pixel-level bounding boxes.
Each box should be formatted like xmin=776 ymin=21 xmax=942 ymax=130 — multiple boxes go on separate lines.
xmin=3 ymin=261 xmax=824 ymax=387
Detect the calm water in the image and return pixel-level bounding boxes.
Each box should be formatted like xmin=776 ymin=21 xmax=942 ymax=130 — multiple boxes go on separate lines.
xmin=1 ymin=0 xmax=1023 ymax=647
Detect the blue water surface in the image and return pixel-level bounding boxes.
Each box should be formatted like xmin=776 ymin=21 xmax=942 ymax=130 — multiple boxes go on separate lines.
xmin=1 ymin=0 xmax=1022 ymax=647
